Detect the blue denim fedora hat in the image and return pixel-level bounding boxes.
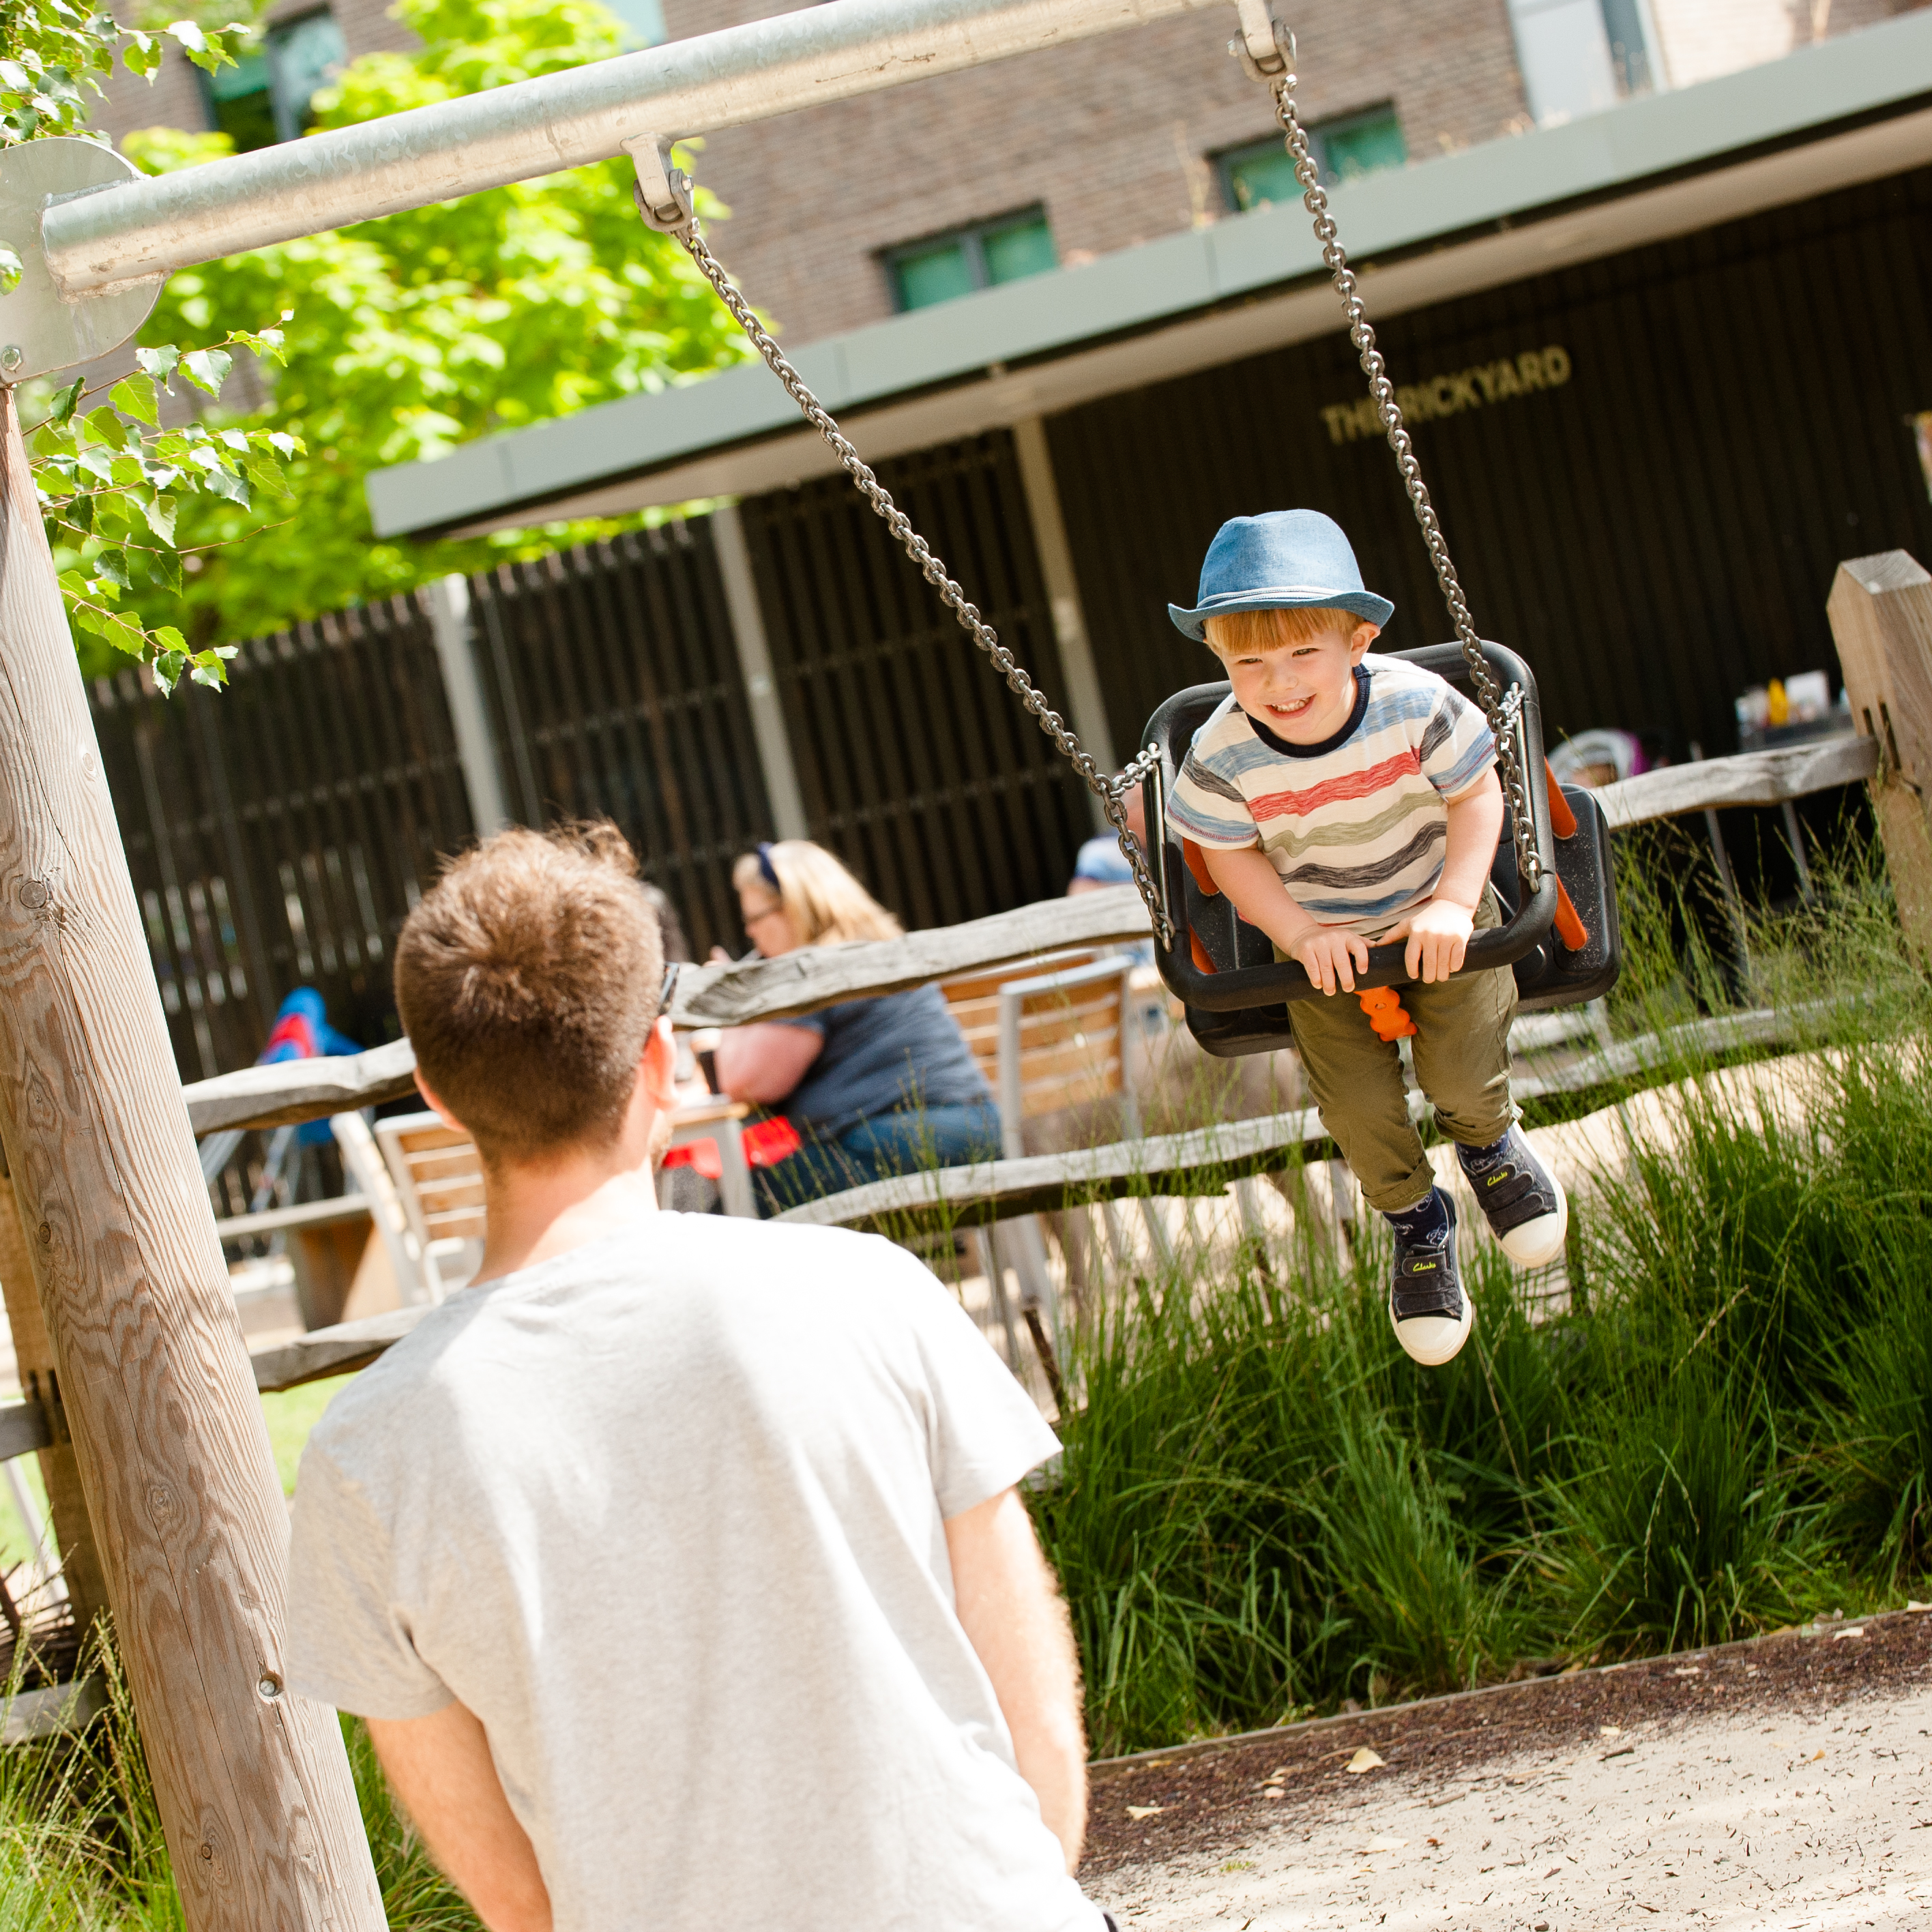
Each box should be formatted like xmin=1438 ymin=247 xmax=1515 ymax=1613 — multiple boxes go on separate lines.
xmin=1168 ymin=510 xmax=1394 ymax=640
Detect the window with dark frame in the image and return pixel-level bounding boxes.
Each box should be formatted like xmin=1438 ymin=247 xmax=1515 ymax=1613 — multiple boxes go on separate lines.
xmin=1215 ymin=102 xmax=1408 ymax=214
xmin=883 ymin=206 xmax=1058 ymax=312
xmin=200 ymin=8 xmax=348 ymax=152
xmin=1598 ymin=0 xmax=1655 ymax=94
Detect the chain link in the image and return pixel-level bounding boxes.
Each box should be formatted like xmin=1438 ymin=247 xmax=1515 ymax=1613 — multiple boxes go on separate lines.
xmin=1261 ymin=72 xmax=1543 ymax=892
xmin=654 ymin=199 xmax=1175 ymax=944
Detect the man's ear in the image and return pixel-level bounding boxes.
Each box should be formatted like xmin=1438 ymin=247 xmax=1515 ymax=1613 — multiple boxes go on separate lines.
xmin=639 ymin=1015 xmax=678 ymax=1111
xmin=1349 ymin=621 xmax=1380 ymax=662
xmin=413 ymin=1068 xmax=467 ymax=1135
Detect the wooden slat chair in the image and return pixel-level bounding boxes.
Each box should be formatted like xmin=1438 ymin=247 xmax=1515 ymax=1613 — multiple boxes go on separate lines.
xmin=995 ymin=957 xmax=1173 ymax=1304
xmin=329 ymin=1111 xmax=437 ymax=1307
xmin=940 ymin=952 xmax=1096 ymax=1364
xmin=941 ymin=950 xmax=1096 ymax=1093
xmin=374 ymin=1111 xmax=487 ymax=1303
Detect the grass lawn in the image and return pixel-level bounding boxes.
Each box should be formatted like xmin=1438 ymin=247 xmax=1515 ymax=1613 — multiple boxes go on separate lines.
xmin=0 ymin=1376 xmax=354 ymax=1572
xmin=261 ymin=1374 xmax=356 ymax=1495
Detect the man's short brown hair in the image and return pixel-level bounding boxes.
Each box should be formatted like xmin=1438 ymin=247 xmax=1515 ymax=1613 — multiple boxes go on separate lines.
xmin=394 ymin=823 xmax=664 ymax=1165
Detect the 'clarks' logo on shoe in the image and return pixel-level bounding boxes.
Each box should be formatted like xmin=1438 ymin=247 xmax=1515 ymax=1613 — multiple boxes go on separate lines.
xmin=1486 ymin=1169 xmax=1514 ymax=1187
xmin=1410 ymin=1260 xmax=1437 ymax=1272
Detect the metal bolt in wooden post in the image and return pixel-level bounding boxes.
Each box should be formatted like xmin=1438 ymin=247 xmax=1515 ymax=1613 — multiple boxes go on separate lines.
xmin=1826 ymin=550 xmax=1932 ymax=958
xmin=0 ymin=392 xmax=383 ymax=1927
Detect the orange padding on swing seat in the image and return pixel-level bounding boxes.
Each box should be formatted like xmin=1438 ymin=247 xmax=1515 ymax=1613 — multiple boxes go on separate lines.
xmin=1358 ymin=984 xmax=1417 ymax=1040
xmin=1182 ymin=836 xmax=1221 ymax=971
xmin=1544 ymin=761 xmax=1578 ymax=840
xmin=1540 ymin=763 xmax=1588 ymax=949
xmin=1553 ymin=880 xmax=1589 ymax=952
xmin=1182 ymin=836 xmax=1219 ymax=896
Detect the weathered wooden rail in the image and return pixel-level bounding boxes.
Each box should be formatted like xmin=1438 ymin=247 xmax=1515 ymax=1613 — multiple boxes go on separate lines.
xmin=233 ymin=1001 xmax=1816 ymax=1390
xmin=181 ymin=734 xmax=1878 ymax=1138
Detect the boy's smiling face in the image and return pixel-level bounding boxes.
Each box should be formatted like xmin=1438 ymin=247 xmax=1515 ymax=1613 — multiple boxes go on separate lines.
xmin=1212 ymin=615 xmax=1379 ymax=745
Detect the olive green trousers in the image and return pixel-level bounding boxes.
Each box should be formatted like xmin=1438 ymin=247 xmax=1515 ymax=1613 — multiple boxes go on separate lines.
xmin=1285 ymin=890 xmax=1518 ymax=1214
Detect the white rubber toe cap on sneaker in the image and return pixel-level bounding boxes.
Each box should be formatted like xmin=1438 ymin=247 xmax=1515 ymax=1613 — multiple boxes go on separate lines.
xmin=1390 ymin=1295 xmax=1474 ymax=1367
xmin=1496 ymin=1169 xmax=1568 ymax=1269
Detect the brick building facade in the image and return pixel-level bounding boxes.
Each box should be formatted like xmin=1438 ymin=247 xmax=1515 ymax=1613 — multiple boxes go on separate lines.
xmin=90 ymin=0 xmax=1922 ymax=347
xmin=656 ymin=0 xmax=1537 ymax=342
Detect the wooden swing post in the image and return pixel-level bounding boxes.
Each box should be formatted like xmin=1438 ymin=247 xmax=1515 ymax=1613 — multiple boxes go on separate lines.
xmin=0 ymin=1173 xmax=108 ymax=1632
xmin=1826 ymin=551 xmax=1932 ymax=958
xmin=0 ymin=392 xmax=384 ymax=1929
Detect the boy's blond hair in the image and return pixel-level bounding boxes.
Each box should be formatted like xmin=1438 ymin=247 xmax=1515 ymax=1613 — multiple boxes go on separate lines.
xmin=395 ymin=821 xmax=664 ymax=1166
xmin=1202 ymin=605 xmax=1374 ymax=655
xmin=732 ymin=840 xmax=903 ymax=946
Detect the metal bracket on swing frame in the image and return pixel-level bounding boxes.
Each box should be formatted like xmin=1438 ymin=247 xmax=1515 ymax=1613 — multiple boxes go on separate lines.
xmin=1229 ymin=0 xmax=1293 ymax=82
xmin=624 ymin=136 xmax=695 ymax=240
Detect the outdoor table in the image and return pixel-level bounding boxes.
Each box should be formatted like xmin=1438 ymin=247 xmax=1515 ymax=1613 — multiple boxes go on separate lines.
xmin=666 ymin=1096 xmax=756 ymax=1219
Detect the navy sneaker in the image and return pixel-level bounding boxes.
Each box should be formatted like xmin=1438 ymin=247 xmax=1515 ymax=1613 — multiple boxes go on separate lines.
xmin=1458 ymin=1126 xmax=1568 ymax=1269
xmin=1386 ymin=1188 xmax=1473 ymax=1366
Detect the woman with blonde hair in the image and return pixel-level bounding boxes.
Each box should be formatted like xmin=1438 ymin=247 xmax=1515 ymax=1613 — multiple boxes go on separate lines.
xmin=712 ymin=840 xmax=999 ymax=1212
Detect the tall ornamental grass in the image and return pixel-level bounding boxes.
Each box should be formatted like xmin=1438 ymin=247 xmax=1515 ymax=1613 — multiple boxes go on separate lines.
xmin=1035 ymin=820 xmax=1932 ymax=1754
xmin=0 ymin=1628 xmax=480 ymax=1930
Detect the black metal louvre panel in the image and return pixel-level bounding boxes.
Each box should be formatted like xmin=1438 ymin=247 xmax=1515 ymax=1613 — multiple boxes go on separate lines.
xmin=1046 ymin=165 xmax=1932 ymax=774
xmin=465 ymin=521 xmax=770 ymax=960
xmin=735 ymin=431 xmax=1091 ymax=934
xmin=92 ymin=518 xmax=773 ymax=1090
xmin=90 ymin=594 xmax=469 ymax=1083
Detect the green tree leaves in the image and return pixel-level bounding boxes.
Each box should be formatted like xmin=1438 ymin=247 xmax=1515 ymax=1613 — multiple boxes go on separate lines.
xmin=117 ymin=0 xmax=748 ymax=645
xmin=3 ymin=0 xmax=277 ymax=690
xmin=1 ymin=5 xmax=249 ymax=146
xmin=32 ymin=328 xmax=302 ymax=690
xmin=7 ymin=0 xmax=746 ymax=682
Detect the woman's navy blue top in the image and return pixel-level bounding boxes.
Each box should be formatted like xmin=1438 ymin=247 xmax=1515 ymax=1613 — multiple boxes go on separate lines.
xmin=772 ymin=985 xmax=993 ymax=1138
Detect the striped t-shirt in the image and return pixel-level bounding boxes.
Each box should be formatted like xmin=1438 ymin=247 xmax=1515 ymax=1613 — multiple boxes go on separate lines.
xmin=1167 ymin=654 xmax=1496 ymax=936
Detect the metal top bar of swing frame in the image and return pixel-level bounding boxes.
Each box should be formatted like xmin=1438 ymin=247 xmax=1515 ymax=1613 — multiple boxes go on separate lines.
xmin=42 ymin=0 xmax=1225 ymax=297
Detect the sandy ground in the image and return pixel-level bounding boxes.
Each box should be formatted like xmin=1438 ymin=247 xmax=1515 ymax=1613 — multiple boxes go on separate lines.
xmin=1089 ymin=1651 xmax=1932 ymax=1931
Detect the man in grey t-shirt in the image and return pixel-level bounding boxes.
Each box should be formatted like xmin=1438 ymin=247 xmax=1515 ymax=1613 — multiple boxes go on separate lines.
xmin=287 ymin=825 xmax=1104 ymax=1932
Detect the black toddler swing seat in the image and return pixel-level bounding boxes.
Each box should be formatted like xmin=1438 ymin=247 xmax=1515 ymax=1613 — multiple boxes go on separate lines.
xmin=631 ymin=16 xmax=1626 ymax=1045
xmin=1143 ymin=641 xmax=1622 ymax=1058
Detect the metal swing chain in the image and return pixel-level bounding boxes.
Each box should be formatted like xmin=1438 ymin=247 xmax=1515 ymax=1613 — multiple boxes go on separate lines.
xmin=1242 ymin=35 xmax=1543 ymax=892
xmin=631 ymin=169 xmax=1173 ymax=947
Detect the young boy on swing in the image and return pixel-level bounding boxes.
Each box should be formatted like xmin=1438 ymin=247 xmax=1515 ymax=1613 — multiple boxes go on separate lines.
xmin=1165 ymin=510 xmax=1566 ymax=1366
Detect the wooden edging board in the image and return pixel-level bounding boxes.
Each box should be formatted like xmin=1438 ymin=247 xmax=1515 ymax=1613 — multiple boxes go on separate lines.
xmin=1084 ymin=1604 xmax=1929 ymax=1780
